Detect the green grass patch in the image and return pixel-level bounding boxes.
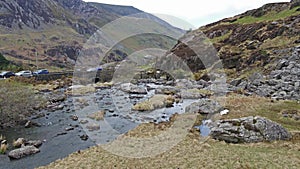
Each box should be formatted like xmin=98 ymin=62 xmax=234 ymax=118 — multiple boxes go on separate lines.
xmin=210 ymin=30 xmax=232 ymax=43
xmin=260 ymin=36 xmax=300 ymax=50
xmin=235 ymin=7 xmax=300 ymax=24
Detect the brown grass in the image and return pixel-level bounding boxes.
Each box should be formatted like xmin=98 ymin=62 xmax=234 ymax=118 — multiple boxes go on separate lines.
xmin=0 ymin=144 xmax=7 ymax=154
xmin=38 ymin=124 xmax=300 ymax=169
xmin=87 ymin=111 xmax=105 ymax=121
xmin=0 ymin=80 xmax=45 ymax=126
xmin=132 ymin=95 xmax=174 ymax=111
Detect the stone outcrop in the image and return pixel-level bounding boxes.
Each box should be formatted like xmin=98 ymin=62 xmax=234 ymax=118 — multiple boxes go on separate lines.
xmin=229 ymin=46 xmax=300 ymax=100
xmin=210 ymin=116 xmax=291 ymax=143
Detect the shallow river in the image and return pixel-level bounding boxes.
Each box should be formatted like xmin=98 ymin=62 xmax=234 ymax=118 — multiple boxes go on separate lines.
xmin=0 ymin=83 xmax=200 ymax=169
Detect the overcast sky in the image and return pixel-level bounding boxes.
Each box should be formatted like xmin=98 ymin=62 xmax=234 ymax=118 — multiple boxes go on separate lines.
xmin=84 ymin=0 xmax=290 ymax=29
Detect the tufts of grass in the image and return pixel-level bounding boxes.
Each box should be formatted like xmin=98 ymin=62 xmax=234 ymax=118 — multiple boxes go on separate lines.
xmin=0 ymin=135 xmax=5 ymax=141
xmin=260 ymin=36 xmax=300 ymax=50
xmin=65 ymin=85 xmax=96 ymax=96
xmin=87 ymin=111 xmax=105 ymax=121
xmin=0 ymin=144 xmax=7 ymax=154
xmin=132 ymin=95 xmax=175 ymax=111
xmin=12 ymin=138 xmax=25 ymax=148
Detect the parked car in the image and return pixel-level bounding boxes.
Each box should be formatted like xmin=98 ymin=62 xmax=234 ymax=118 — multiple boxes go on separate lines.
xmin=86 ymin=67 xmax=102 ymax=72
xmin=15 ymin=70 xmax=33 ymax=78
xmin=33 ymin=69 xmax=49 ymax=75
xmin=0 ymin=71 xmax=15 ymax=78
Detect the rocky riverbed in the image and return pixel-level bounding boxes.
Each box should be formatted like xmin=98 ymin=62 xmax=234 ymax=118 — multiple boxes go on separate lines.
xmin=0 ymin=46 xmax=299 ymax=169
xmin=0 ymin=77 xmax=205 ymax=169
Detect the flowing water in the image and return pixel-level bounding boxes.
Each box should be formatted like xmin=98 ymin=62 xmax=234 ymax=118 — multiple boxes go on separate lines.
xmin=0 ymin=83 xmax=200 ymax=169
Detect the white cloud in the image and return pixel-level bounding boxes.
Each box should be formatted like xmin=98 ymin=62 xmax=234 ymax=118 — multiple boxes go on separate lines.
xmin=84 ymin=0 xmax=290 ymax=28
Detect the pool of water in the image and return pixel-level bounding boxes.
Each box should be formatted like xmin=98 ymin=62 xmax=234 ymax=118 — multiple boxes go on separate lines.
xmin=195 ymin=120 xmax=212 ymax=137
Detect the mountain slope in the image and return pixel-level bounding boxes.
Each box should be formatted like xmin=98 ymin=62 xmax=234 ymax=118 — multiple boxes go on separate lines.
xmin=90 ymin=2 xmax=142 ymax=16
xmin=0 ymin=0 xmax=182 ymax=71
xmin=169 ymin=0 xmax=300 ymax=80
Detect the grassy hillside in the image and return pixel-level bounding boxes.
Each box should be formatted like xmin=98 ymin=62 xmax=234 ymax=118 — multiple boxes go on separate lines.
xmin=170 ymin=1 xmax=300 ymax=81
xmin=0 ymin=53 xmax=20 ymax=71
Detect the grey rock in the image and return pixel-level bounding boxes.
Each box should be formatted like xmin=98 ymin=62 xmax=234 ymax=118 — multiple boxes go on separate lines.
xmin=230 ymin=79 xmax=242 ymax=86
xmin=295 ymin=81 xmax=300 ymax=89
xmin=8 ymin=146 xmax=40 ymax=159
xmin=24 ymin=120 xmax=42 ymax=128
xmin=79 ymin=120 xmax=89 ymax=124
xmin=120 ymin=83 xmax=147 ymax=94
xmin=155 ymin=86 xmax=179 ymax=95
xmin=271 ymin=91 xmax=288 ymax=100
xmin=50 ymin=94 xmax=67 ymax=103
xmin=276 ymin=59 xmax=288 ymax=70
xmin=252 ymin=79 xmax=262 ymax=86
xmin=65 ymin=127 xmax=74 ymax=131
xmin=179 ymin=89 xmax=205 ymax=99
xmin=210 ymin=116 xmax=291 ymax=143
xmin=24 ymin=121 xmax=32 ymax=128
xmin=255 ymin=87 xmax=273 ymax=97
xmin=165 ymin=81 xmax=174 ymax=86
xmin=86 ymin=123 xmax=100 ymax=131
xmin=175 ymin=79 xmax=196 ymax=89
xmin=70 ymin=115 xmax=78 ymax=121
xmin=25 ymin=140 xmax=43 ymax=148
xmin=249 ymin=72 xmax=264 ymax=82
xmin=198 ymin=79 xmax=210 ymax=87
xmin=237 ymin=81 xmax=248 ymax=90
xmin=185 ymin=99 xmax=223 ymax=114
xmin=266 ymin=79 xmax=279 ymax=86
xmin=55 ymin=132 xmax=67 ymax=137
xmin=80 ymin=134 xmax=89 ymax=141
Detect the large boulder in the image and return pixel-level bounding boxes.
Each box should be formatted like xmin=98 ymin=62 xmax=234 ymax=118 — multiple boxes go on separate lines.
xmin=132 ymin=95 xmax=175 ymax=111
xmin=185 ymin=99 xmax=223 ymax=114
xmin=120 ymin=83 xmax=147 ymax=94
xmin=8 ymin=146 xmax=40 ymax=159
xmin=25 ymin=140 xmax=43 ymax=148
xmin=179 ymin=89 xmax=212 ymax=99
xmin=210 ymin=116 xmax=291 ymax=143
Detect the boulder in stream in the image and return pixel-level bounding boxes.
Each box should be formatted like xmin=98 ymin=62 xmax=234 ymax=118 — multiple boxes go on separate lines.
xmin=120 ymin=83 xmax=147 ymax=94
xmin=8 ymin=146 xmax=40 ymax=159
xmin=25 ymin=140 xmax=43 ymax=148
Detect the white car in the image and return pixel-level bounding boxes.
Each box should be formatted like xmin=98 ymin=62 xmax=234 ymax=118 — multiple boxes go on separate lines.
xmin=15 ymin=70 xmax=33 ymax=78
xmin=86 ymin=67 xmax=102 ymax=72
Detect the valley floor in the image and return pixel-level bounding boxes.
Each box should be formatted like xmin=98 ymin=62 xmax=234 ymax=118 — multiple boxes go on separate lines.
xmin=38 ymin=94 xmax=300 ymax=169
